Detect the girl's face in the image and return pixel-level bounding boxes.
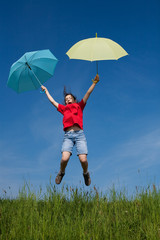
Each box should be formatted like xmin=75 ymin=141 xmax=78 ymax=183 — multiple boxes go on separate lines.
xmin=65 ymin=94 xmax=75 ymax=105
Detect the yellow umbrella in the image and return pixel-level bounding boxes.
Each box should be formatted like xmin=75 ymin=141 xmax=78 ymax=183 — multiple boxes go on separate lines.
xmin=66 ymin=33 xmax=128 ymax=74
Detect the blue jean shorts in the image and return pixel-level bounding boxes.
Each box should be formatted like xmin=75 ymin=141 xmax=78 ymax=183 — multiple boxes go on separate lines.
xmin=61 ymin=130 xmax=88 ymax=155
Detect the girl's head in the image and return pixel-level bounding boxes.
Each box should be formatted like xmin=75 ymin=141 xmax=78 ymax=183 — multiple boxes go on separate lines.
xmin=64 ymin=86 xmax=77 ymax=105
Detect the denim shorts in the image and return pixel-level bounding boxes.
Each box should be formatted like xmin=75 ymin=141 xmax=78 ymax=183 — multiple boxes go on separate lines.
xmin=61 ymin=130 xmax=88 ymax=155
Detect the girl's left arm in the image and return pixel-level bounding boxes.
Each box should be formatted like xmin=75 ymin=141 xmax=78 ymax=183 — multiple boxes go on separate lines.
xmin=83 ymin=74 xmax=99 ymax=104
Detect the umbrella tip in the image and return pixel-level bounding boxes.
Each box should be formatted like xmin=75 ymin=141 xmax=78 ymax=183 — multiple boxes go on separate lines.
xmin=96 ymin=33 xmax=97 ymax=37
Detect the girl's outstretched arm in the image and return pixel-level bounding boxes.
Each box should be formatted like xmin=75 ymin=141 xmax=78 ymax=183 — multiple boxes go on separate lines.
xmin=83 ymin=74 xmax=99 ymax=104
xmin=41 ymin=86 xmax=59 ymax=109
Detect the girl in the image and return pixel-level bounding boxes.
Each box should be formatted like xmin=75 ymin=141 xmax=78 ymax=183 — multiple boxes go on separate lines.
xmin=41 ymin=74 xmax=99 ymax=186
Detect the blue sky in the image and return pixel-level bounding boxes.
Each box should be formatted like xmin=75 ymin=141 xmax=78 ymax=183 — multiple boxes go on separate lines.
xmin=0 ymin=0 xmax=160 ymax=197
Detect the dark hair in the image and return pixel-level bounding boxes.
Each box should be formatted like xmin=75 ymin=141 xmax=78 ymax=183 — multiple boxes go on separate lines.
xmin=63 ymin=86 xmax=77 ymax=105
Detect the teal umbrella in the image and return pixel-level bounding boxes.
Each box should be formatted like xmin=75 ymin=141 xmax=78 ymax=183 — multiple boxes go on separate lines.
xmin=7 ymin=49 xmax=58 ymax=93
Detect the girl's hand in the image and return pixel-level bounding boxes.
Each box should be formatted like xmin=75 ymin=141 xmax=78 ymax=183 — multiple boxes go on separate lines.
xmin=92 ymin=74 xmax=99 ymax=84
xmin=41 ymin=85 xmax=47 ymax=93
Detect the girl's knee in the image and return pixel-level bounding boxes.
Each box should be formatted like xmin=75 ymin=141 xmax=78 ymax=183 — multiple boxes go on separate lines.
xmin=79 ymin=154 xmax=87 ymax=162
xmin=62 ymin=151 xmax=71 ymax=162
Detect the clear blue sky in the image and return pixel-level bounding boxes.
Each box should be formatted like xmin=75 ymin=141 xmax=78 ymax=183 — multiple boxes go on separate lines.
xmin=0 ymin=0 xmax=160 ymax=197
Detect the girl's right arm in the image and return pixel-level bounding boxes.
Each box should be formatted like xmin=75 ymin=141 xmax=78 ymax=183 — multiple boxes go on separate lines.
xmin=41 ymin=86 xmax=59 ymax=109
xmin=83 ymin=74 xmax=99 ymax=104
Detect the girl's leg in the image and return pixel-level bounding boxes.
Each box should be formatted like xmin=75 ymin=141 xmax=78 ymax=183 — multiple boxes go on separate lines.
xmin=56 ymin=131 xmax=74 ymax=184
xmin=60 ymin=151 xmax=71 ymax=172
xmin=78 ymin=154 xmax=88 ymax=173
xmin=79 ymin=154 xmax=91 ymax=186
xmin=55 ymin=151 xmax=71 ymax=184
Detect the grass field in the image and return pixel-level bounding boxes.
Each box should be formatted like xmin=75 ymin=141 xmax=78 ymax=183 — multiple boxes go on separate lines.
xmin=0 ymin=183 xmax=160 ymax=240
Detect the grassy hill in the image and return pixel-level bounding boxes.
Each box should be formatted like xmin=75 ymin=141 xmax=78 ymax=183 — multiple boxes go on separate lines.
xmin=0 ymin=183 xmax=160 ymax=240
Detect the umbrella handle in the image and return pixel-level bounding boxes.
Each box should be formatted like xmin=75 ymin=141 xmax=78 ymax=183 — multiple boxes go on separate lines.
xmin=28 ymin=66 xmax=44 ymax=93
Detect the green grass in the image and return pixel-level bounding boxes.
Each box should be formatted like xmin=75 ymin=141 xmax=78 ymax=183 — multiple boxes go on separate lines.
xmin=1 ymin=183 xmax=160 ymax=240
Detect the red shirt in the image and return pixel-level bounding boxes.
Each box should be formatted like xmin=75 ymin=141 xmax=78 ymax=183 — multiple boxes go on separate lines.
xmin=57 ymin=99 xmax=86 ymax=131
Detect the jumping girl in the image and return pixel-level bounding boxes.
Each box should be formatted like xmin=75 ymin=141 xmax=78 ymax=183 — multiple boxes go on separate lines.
xmin=41 ymin=74 xmax=99 ymax=186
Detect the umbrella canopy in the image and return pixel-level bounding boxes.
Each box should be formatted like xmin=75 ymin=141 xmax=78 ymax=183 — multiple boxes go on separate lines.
xmin=66 ymin=34 xmax=128 ymax=73
xmin=7 ymin=49 xmax=58 ymax=93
